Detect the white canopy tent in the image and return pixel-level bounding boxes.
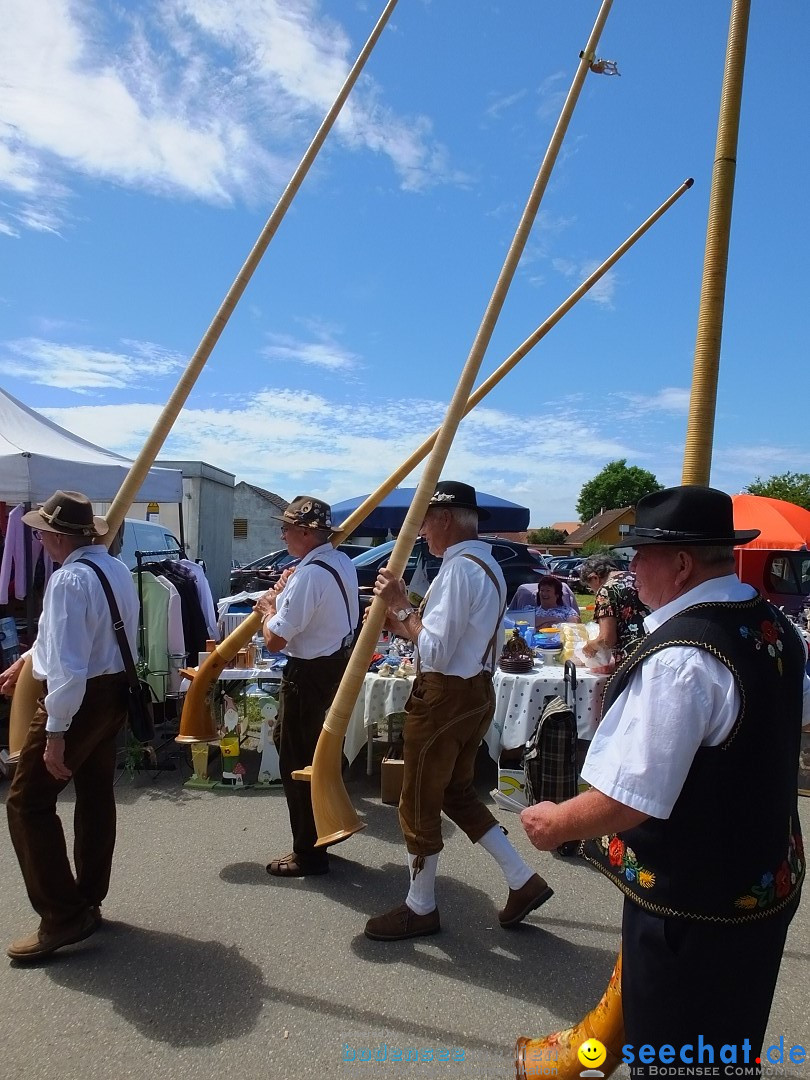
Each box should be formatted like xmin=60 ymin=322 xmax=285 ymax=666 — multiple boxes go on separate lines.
xmin=0 ymin=387 xmax=182 ymax=504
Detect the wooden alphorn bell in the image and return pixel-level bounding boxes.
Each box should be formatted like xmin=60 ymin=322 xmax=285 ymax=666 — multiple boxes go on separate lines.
xmin=7 ymin=0 xmax=400 ymax=759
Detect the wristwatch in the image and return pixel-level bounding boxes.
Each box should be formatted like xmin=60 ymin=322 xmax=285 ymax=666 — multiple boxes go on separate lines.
xmin=394 ymin=606 xmax=416 ymax=622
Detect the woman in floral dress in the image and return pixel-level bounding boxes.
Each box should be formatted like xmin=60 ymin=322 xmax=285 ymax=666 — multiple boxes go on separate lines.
xmin=580 ymin=554 xmax=649 ymax=668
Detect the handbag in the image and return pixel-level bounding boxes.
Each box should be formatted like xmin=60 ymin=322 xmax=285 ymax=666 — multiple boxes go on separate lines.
xmin=78 ymin=559 xmax=156 ymax=743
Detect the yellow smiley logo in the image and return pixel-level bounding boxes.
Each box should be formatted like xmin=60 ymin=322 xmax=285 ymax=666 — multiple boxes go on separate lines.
xmin=578 ymin=1039 xmax=607 ymax=1070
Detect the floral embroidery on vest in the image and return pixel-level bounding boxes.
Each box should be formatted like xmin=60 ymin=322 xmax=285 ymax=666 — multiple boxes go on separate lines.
xmin=592 ymin=835 xmax=655 ymax=889
xmin=735 ymin=825 xmax=804 ymax=910
xmin=739 ymin=617 xmax=785 ymax=675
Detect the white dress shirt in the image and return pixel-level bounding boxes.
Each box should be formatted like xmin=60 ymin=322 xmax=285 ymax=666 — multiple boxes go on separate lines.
xmin=417 ymin=540 xmax=505 ymax=677
xmin=267 ymin=543 xmax=359 ymax=660
xmin=31 ymin=545 xmax=139 ymax=731
xmin=582 ymin=574 xmax=810 ymax=819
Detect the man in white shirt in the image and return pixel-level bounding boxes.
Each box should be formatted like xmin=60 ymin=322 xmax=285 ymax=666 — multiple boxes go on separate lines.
xmin=1 ymin=490 xmax=139 ymax=962
xmin=255 ymin=496 xmax=358 ymax=878
xmin=365 ymin=481 xmax=553 ymax=942
xmin=520 ymin=486 xmax=808 ymax=1063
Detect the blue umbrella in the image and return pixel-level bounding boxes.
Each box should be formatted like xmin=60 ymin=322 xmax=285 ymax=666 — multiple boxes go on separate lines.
xmin=331 ymin=487 xmax=529 ymax=535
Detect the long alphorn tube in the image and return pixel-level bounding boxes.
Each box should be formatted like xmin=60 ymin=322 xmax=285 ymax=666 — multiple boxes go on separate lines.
xmin=8 ymin=0 xmax=399 ymax=760
xmin=681 ymin=0 xmax=750 ymax=485
xmin=514 ymin=953 xmax=624 ymax=1079
xmin=333 ymin=178 xmax=693 ymax=541
xmin=176 ymin=174 xmax=692 ymax=742
xmin=302 ymin=0 xmax=616 ymax=847
xmin=178 ymin=0 xmax=616 ymax=746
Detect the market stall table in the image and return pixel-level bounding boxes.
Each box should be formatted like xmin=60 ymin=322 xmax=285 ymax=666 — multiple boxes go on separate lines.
xmin=484 ymin=661 xmax=608 ymax=760
xmin=347 ymin=662 xmax=609 ymax=777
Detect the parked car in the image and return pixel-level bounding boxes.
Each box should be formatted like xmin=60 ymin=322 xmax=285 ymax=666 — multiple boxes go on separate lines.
xmin=526 ymin=548 xmax=553 ymax=573
xmin=351 ymin=537 xmax=547 ymax=603
xmin=547 ymin=556 xmax=585 ymax=587
xmin=115 ymin=518 xmax=183 ymax=569
xmin=229 ymin=544 xmax=367 ymax=593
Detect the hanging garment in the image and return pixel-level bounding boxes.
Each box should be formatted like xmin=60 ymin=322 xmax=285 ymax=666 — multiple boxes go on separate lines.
xmin=143 ymin=561 xmax=209 ymax=659
xmin=180 ymin=559 xmax=219 ymax=640
xmin=134 ymin=572 xmax=172 ymax=703
xmin=156 ymin=574 xmax=186 ymax=694
xmin=0 ymin=504 xmax=25 ymax=603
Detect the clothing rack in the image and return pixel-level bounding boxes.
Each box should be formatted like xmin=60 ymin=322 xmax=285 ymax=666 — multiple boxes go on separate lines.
xmin=134 ymin=547 xmax=184 ymax=702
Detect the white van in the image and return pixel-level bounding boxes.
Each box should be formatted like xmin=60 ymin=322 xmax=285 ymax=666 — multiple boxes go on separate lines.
xmin=115 ymin=518 xmax=183 ymax=569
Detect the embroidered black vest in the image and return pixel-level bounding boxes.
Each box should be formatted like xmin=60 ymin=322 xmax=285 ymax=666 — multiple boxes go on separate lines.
xmin=583 ymin=597 xmax=805 ymax=922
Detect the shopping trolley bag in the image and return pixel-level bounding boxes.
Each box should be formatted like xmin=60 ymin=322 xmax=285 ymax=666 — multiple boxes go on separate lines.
xmin=522 ymin=660 xmax=579 ymax=854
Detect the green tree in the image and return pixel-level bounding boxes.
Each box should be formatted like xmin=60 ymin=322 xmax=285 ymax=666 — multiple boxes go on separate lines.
xmin=527 ymin=527 xmax=568 ymax=545
xmin=576 ymin=459 xmax=663 ymax=521
xmin=745 ymin=472 xmax=810 ymax=511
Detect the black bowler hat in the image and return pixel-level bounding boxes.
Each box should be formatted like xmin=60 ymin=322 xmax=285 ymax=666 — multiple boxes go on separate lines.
xmin=615 ymin=485 xmax=760 ymax=548
xmin=427 ymin=480 xmax=490 ymax=520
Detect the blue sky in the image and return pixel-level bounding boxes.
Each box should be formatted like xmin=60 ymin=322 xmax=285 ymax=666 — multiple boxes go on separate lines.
xmin=1 ymin=0 xmax=807 ymax=526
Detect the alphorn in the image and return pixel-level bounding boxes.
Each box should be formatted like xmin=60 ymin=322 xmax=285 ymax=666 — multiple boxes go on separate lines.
xmin=178 ymin=177 xmax=691 ymax=740
xmin=6 ymin=0 xmax=400 ymax=761
xmin=514 ymin=953 xmax=624 ymax=1080
xmin=682 ymin=0 xmax=751 ymax=484
xmin=302 ymin=0 xmax=617 ymax=846
xmin=178 ymin=0 xmax=617 ymax=749
xmin=522 ymin=4 xmax=753 ymax=1073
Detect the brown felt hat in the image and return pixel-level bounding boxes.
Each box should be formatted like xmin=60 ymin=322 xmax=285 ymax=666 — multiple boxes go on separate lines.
xmin=22 ymin=490 xmax=109 ymax=538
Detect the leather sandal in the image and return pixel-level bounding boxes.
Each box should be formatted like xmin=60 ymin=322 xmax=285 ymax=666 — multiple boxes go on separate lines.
xmin=266 ymin=852 xmax=329 ymax=877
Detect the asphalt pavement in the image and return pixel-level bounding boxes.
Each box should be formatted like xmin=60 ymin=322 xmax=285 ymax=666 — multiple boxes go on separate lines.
xmin=0 ymin=747 xmax=807 ymax=1080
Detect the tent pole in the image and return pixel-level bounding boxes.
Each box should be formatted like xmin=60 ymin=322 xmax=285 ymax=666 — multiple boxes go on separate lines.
xmin=177 ymin=501 xmax=187 ymax=558
xmin=23 ymin=511 xmax=36 ymax=647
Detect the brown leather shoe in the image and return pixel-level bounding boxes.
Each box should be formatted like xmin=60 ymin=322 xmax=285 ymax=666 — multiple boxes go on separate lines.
xmin=498 ymin=873 xmax=554 ymax=928
xmin=364 ymin=903 xmax=440 ymax=941
xmin=7 ymin=909 xmax=98 ymax=961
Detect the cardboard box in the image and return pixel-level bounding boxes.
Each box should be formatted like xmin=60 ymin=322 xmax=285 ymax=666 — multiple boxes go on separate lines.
xmin=381 ymin=756 xmax=405 ymax=805
xmin=497 ymin=766 xmax=528 ymax=807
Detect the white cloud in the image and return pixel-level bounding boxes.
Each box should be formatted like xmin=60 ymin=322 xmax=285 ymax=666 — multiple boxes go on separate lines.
xmin=261 ymin=330 xmax=361 ymax=373
xmin=38 ymin=382 xmax=647 ymax=520
xmin=484 ymin=88 xmax=528 ymax=122
xmin=619 ymin=387 xmax=692 ymax=415
xmin=0 ymin=337 xmax=186 ymax=392
xmin=0 ymin=0 xmax=458 ymax=233
xmin=551 ymin=256 xmax=616 ymax=307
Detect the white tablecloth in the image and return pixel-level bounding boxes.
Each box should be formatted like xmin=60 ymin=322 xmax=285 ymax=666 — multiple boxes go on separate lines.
xmin=344 ymin=672 xmax=413 ymax=765
xmin=343 ymin=663 xmax=608 ymax=769
xmin=486 ymin=663 xmax=607 ymax=758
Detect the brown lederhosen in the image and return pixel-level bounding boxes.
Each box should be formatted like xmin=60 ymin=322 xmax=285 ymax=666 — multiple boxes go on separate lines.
xmin=7 ymin=672 xmax=128 ymax=929
xmin=399 ymin=555 xmax=506 ymax=857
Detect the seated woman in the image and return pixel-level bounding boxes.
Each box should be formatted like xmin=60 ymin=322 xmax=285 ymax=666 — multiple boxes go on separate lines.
xmin=579 ymin=554 xmax=649 ymax=670
xmin=510 ymin=572 xmax=578 ymax=614
xmin=509 ymin=574 xmax=581 ymax=628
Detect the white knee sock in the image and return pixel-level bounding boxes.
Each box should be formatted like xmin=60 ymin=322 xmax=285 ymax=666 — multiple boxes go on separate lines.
xmin=405 ymin=852 xmax=439 ymax=915
xmin=478 ymin=824 xmax=534 ymax=890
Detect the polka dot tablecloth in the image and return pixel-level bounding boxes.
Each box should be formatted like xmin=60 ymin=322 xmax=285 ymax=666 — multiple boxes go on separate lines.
xmin=484 ymin=662 xmax=608 ymax=760
xmin=345 ymin=665 xmax=608 ymax=769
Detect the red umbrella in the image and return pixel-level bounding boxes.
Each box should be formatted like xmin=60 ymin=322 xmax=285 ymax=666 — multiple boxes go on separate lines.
xmin=731 ymin=494 xmax=810 ymax=550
